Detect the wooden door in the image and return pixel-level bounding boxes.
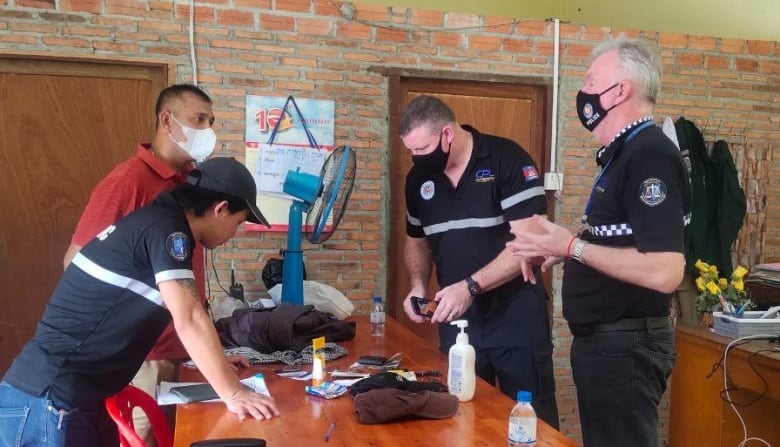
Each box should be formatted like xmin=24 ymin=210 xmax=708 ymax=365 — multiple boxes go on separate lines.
xmin=388 ymin=77 xmax=551 ymax=346
xmin=0 ymin=55 xmax=167 ymax=374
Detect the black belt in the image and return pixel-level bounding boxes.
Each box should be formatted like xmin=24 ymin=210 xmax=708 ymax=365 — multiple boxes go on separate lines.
xmin=568 ymin=316 xmax=670 ymax=337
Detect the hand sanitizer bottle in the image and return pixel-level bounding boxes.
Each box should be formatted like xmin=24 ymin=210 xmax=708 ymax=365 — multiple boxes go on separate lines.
xmin=447 ymin=319 xmax=476 ymax=402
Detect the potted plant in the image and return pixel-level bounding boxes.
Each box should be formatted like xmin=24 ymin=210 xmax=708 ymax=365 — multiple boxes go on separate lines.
xmin=694 ymin=259 xmax=752 ymax=328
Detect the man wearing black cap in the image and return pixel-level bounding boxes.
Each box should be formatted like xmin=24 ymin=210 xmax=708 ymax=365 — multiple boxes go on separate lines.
xmin=0 ymin=158 xmax=277 ymax=447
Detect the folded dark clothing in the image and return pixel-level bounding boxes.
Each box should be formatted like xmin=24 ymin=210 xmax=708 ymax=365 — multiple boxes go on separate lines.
xmin=350 ymin=372 xmax=443 ymax=396
xmin=216 ymin=303 xmax=355 ymax=353
xmin=354 ymin=388 xmax=458 ymax=424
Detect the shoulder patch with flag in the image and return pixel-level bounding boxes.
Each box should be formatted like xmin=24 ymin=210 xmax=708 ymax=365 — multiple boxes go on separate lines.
xmin=522 ymin=165 xmax=539 ymax=181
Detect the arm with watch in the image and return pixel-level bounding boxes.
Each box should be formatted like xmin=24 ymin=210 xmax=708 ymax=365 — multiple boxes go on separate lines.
xmin=508 ymin=215 xmax=684 ymax=294
xmin=429 ymin=217 xmax=539 ymax=324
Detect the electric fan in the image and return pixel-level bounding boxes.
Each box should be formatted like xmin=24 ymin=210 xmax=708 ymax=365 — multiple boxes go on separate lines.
xmin=280 ymin=146 xmax=356 ymax=305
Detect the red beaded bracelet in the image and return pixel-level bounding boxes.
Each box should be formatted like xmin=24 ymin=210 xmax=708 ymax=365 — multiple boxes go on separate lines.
xmin=566 ymin=236 xmax=577 ymax=258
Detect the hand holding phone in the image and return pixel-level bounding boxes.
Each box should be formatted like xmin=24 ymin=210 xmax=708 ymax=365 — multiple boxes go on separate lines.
xmin=410 ymin=296 xmax=437 ymax=318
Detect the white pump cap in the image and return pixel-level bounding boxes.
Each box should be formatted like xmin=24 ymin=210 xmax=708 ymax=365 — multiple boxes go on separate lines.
xmin=451 ymin=319 xmax=469 ymax=344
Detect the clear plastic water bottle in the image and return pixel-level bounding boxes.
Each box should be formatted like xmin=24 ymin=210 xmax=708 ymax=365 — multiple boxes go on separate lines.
xmin=370 ymin=296 xmax=385 ymax=337
xmin=508 ymin=390 xmax=537 ymax=446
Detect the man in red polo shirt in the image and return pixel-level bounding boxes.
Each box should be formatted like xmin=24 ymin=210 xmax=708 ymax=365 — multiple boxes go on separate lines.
xmin=63 ymin=84 xmax=228 ymax=446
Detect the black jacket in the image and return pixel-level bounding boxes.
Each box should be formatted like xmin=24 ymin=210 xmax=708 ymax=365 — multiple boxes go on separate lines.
xmin=216 ymin=303 xmax=356 ymax=353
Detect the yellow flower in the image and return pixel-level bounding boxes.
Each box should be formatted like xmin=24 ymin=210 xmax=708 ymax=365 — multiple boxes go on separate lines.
xmin=695 ymin=259 xmax=710 ymax=273
xmin=709 ymin=265 xmax=719 ymax=275
xmin=733 ymin=279 xmax=744 ymax=292
xmin=705 ymin=281 xmax=721 ymax=295
xmin=718 ymin=278 xmax=728 ymax=288
xmin=695 ymin=277 xmax=705 ymax=291
xmin=732 ymin=266 xmax=748 ymax=279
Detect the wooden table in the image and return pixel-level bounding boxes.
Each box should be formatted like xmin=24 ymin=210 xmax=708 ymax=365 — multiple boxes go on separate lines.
xmin=669 ymin=324 xmax=780 ymax=446
xmin=174 ymin=315 xmax=578 ymax=447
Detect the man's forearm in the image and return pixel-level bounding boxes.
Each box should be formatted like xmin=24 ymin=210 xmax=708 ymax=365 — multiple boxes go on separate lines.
xmin=575 ymin=242 xmax=684 ymax=293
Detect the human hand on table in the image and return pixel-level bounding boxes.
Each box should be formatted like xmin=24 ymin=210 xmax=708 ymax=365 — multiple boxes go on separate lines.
xmin=224 ymin=354 xmax=250 ymax=371
xmin=224 ymin=388 xmax=279 ymax=420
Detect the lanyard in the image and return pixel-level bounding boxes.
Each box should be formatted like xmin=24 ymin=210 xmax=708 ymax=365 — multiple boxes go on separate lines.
xmin=581 ymin=120 xmax=655 ymax=224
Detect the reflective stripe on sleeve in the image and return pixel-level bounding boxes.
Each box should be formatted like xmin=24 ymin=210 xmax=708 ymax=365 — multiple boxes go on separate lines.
xmin=71 ymin=252 xmax=169 ymax=306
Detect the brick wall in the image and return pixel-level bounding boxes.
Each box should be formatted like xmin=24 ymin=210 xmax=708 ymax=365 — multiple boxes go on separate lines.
xmin=2 ymin=1 xmax=778 ymax=443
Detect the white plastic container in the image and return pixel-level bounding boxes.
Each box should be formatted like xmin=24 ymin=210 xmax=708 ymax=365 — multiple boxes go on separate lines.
xmin=508 ymin=390 xmax=537 ymax=446
xmin=447 ymin=319 xmax=476 ymax=402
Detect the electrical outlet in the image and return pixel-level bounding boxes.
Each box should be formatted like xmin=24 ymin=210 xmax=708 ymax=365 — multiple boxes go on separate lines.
xmin=544 ymin=172 xmax=564 ymax=191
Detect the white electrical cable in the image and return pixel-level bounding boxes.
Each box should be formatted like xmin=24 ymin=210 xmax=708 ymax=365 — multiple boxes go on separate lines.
xmin=189 ymin=0 xmax=198 ymax=85
xmin=550 ymin=18 xmax=559 ymax=173
xmin=722 ymin=334 xmax=775 ymax=447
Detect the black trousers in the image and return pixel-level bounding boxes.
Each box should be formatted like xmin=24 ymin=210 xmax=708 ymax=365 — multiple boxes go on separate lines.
xmin=571 ymin=327 xmax=675 ymax=447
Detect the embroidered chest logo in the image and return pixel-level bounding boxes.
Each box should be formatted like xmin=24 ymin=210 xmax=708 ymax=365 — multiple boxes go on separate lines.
xmin=639 ymin=178 xmax=667 ymax=207
xmin=475 ymin=168 xmax=495 ymax=183
xmin=522 ymin=165 xmax=539 ymax=182
xmin=166 ymin=232 xmax=191 ymax=261
xmin=420 ymin=180 xmax=435 ymax=200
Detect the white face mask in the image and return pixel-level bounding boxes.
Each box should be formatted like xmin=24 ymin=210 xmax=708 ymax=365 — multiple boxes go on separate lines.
xmin=168 ymin=113 xmax=217 ymax=162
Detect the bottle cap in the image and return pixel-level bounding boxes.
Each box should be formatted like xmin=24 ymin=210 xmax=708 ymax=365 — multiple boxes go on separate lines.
xmin=373 ymin=296 xmax=382 ymax=303
xmin=516 ymin=390 xmax=532 ymax=403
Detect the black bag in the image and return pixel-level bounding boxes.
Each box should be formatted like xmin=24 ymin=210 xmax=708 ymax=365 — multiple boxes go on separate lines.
xmin=261 ymin=256 xmax=306 ymax=290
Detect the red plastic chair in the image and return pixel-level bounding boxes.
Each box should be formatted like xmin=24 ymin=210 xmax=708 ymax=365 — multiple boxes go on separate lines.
xmin=105 ymin=384 xmax=173 ymax=447
xmin=105 ymin=385 xmax=267 ymax=447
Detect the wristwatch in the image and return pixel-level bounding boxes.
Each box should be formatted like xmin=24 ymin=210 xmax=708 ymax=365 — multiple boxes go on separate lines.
xmin=465 ymin=276 xmax=482 ymax=297
xmin=571 ymin=239 xmax=588 ymax=265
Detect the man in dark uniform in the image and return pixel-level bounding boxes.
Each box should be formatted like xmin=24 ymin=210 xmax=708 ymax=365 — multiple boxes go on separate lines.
xmin=508 ymin=38 xmax=687 ymax=447
xmin=398 ymin=95 xmax=559 ymax=428
xmin=0 ymin=157 xmax=279 ymax=447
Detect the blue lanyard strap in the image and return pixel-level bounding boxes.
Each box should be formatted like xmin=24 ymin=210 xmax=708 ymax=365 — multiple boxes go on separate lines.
xmin=581 ymin=120 xmax=655 ymax=224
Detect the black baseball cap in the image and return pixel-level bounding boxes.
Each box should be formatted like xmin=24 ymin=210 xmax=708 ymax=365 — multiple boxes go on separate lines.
xmin=187 ymin=157 xmax=270 ymax=227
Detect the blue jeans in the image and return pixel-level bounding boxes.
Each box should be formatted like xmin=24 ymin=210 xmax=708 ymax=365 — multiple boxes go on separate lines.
xmin=0 ymin=381 xmax=117 ymax=447
xmin=571 ymin=327 xmax=675 ymax=447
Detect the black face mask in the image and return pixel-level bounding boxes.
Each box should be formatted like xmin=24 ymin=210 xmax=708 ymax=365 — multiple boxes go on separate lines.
xmin=576 ymin=83 xmax=619 ymax=132
xmin=412 ymin=132 xmax=451 ymax=172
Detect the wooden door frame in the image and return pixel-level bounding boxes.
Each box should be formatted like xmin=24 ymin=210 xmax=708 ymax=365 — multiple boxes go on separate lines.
xmin=387 ymin=73 xmax=556 ymax=327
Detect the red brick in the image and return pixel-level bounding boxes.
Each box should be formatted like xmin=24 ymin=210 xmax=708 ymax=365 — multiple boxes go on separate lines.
xmin=105 ymin=0 xmax=148 ymax=17
xmin=518 ymin=20 xmax=550 ymax=38
xmin=41 ymin=36 xmax=91 ymax=47
xmin=376 ymin=27 xmax=407 ymax=43
xmin=274 ymin=0 xmax=310 ymax=13
xmin=233 ymin=0 xmax=271 ymax=7
xmin=337 ymin=21 xmax=371 ymax=40
xmin=217 ymin=9 xmax=254 ymax=27
xmin=659 ymin=32 xmax=688 ymax=49
xmin=432 ymin=31 xmax=463 ymax=49
xmin=705 ymin=55 xmax=730 ymax=70
xmin=747 ymin=40 xmax=775 ymax=56
xmin=60 ymin=0 xmax=99 ymax=13
xmin=468 ymin=34 xmax=501 ymax=52
xmin=688 ymin=35 xmax=717 ymax=51
xmin=446 ymin=11 xmax=480 ymax=29
xmin=353 ymin=3 xmax=389 ymax=22
xmin=410 ymin=9 xmax=443 ymax=27
xmin=260 ymin=14 xmax=294 ymax=32
xmin=297 ymin=17 xmax=333 ymax=36
xmin=174 ymin=5 xmax=214 ymax=24
xmin=720 ymin=38 xmax=747 ymax=54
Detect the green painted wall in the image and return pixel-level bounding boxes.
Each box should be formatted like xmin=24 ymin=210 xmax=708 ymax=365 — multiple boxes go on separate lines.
xmin=354 ymin=0 xmax=779 ymax=42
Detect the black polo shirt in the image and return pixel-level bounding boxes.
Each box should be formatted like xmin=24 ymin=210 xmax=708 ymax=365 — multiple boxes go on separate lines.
xmin=405 ymin=126 xmax=549 ymax=348
xmin=3 ymin=192 xmax=195 ymax=409
xmin=563 ymin=123 xmax=687 ymax=324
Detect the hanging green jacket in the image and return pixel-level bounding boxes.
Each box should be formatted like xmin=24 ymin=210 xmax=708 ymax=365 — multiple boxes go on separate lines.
xmin=675 ymin=117 xmax=746 ymax=276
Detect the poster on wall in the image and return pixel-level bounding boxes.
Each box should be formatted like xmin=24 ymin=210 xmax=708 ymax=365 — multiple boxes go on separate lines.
xmin=244 ymin=95 xmax=335 ymax=231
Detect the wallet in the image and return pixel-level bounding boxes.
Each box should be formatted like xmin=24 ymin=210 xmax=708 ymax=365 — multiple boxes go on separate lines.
xmin=171 ymin=383 xmax=218 ymax=402
xmin=171 ymin=383 xmax=251 ymax=403
xmin=357 ymin=355 xmax=388 ymax=366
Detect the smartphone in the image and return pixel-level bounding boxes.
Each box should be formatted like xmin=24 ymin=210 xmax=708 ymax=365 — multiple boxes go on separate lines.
xmin=411 ymin=296 xmax=437 ymax=318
